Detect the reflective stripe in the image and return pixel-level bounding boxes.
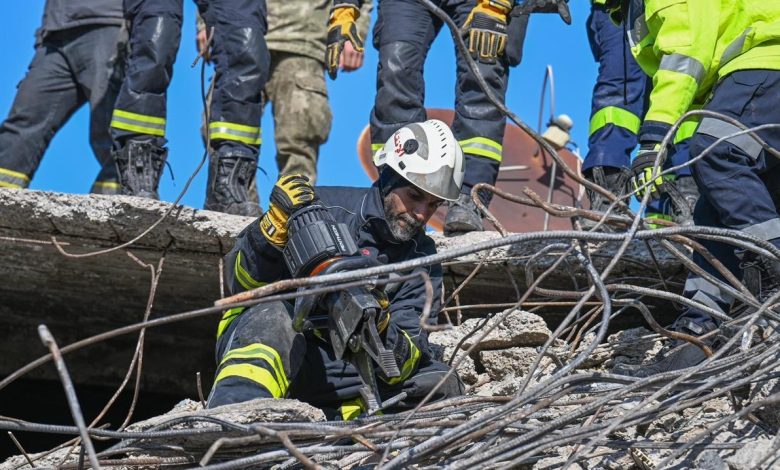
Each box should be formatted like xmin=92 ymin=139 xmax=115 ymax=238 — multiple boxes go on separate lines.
xmin=674 ymin=120 xmax=699 ymax=144
xmin=628 ymin=13 xmax=649 ymax=49
xmin=458 ymin=137 xmax=503 ymax=162
xmin=659 ymin=54 xmax=705 ymax=85
xmin=110 ymin=109 xmax=166 ymax=137
xmin=589 ymin=106 xmax=641 ymax=136
xmin=340 ymin=397 xmax=367 ymax=421
xmin=743 ymin=218 xmax=780 ymax=242
xmin=234 ymin=251 xmax=268 ymax=291
xmin=208 ymin=121 xmax=262 ymax=146
xmin=91 ymin=181 xmax=120 ymax=194
xmin=220 ymin=343 xmax=289 ymax=391
xmin=214 ymin=364 xmax=283 ymax=398
xmin=0 ymin=167 xmax=30 ymax=189
xmin=488 ymin=0 xmax=512 ymax=9
xmin=691 ymin=290 xmax=731 ymax=314
xmin=371 ymin=143 xmax=384 ymax=153
xmin=216 ymin=307 xmax=245 ymax=339
xmin=644 ymin=212 xmax=672 ymax=229
xmin=697 ymin=118 xmax=762 ymax=160
xmin=383 ymin=331 xmax=421 ymax=385
xmin=684 ymin=276 xmax=735 ymax=305
xmin=721 ymin=28 xmax=752 ymax=66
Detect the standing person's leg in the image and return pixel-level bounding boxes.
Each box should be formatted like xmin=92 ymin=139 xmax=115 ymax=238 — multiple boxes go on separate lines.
xmin=66 ymin=25 xmax=126 ymax=195
xmin=0 ymin=34 xmax=83 ymax=189
xmin=444 ymin=0 xmax=509 ymax=234
xmin=369 ymin=0 xmax=438 ymax=154
xmin=111 ymin=0 xmax=183 ymax=199
xmin=266 ymin=52 xmax=331 ymax=183
xmin=201 ymin=0 xmax=270 ymax=216
xmin=581 ymin=5 xmax=646 ymax=228
xmin=618 ymin=70 xmax=780 ymax=377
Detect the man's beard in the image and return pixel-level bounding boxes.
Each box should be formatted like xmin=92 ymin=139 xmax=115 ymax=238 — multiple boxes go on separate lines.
xmin=384 ymin=195 xmax=424 ymax=242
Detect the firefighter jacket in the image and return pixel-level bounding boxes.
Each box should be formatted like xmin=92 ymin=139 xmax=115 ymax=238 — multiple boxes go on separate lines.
xmin=40 ymin=0 xmax=123 ymax=40
xmin=627 ymin=0 xmax=780 ymax=143
xmin=222 ymin=183 xmax=442 ymax=385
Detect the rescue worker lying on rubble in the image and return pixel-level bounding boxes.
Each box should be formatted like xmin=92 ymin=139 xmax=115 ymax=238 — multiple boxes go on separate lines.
xmin=207 ymin=120 xmax=466 ymax=419
xmin=605 ymin=0 xmax=780 ymax=376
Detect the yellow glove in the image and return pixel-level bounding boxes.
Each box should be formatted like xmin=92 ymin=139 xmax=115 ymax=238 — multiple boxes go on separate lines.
xmin=326 ymin=5 xmax=364 ymax=80
xmin=260 ymin=174 xmax=317 ymax=248
xmin=462 ymin=0 xmax=512 ymax=64
xmin=371 ymin=288 xmax=391 ymax=334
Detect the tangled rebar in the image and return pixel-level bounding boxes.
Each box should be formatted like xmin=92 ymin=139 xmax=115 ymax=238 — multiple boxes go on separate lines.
xmin=2 ymin=1 xmax=780 ymax=469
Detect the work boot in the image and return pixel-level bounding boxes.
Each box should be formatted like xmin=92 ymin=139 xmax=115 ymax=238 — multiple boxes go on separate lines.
xmin=742 ymin=253 xmax=780 ymax=304
xmin=205 ymin=150 xmax=261 ymax=217
xmin=114 ymin=140 xmax=168 ymax=199
xmin=444 ymin=193 xmax=484 ymax=235
xmin=612 ymin=314 xmax=719 ymax=378
xmin=666 ymin=176 xmax=699 ymax=226
xmin=581 ymin=166 xmax=630 ymax=230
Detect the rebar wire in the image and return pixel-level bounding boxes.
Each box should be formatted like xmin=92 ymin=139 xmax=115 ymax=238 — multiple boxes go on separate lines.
xmin=38 ymin=325 xmax=101 ymax=470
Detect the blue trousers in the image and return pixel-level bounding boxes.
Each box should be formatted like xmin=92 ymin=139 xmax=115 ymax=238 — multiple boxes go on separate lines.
xmin=681 ymin=70 xmax=780 ymax=322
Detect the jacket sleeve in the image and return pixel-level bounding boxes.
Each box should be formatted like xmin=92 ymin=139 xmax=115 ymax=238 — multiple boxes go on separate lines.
xmin=224 ymin=218 xmax=290 ymax=296
xmin=333 ymin=1 xmax=363 ymax=9
xmin=640 ymin=0 xmax=718 ymax=143
xmin=378 ymin=259 xmax=443 ymax=385
xmin=357 ymin=0 xmax=373 ymax=41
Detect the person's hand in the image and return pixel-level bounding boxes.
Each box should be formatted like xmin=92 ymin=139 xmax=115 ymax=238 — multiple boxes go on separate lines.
xmin=630 ymin=144 xmax=671 ymax=201
xmin=326 ymin=5 xmax=364 ymax=79
xmin=462 ymin=0 xmax=512 ymax=64
xmin=196 ymin=27 xmax=211 ymax=62
xmin=516 ymin=0 xmax=571 ymax=25
xmin=260 ymin=174 xmax=317 ymax=248
xmin=339 ymin=40 xmax=365 ymax=72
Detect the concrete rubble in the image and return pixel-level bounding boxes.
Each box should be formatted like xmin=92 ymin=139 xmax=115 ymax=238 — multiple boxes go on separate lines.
xmin=0 ymin=189 xmax=686 ymax=396
xmin=2 ymin=189 xmax=778 ymax=468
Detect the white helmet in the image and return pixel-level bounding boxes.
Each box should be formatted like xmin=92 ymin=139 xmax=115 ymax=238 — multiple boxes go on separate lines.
xmin=373 ymin=120 xmax=465 ymax=201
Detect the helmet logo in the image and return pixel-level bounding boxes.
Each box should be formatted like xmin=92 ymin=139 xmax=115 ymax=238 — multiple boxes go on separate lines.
xmin=403 ymin=139 xmax=419 ymax=154
xmin=393 ymin=132 xmax=403 ymax=156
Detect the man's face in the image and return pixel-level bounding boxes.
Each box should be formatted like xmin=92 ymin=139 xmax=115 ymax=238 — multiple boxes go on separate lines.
xmin=383 ymin=185 xmax=444 ymax=241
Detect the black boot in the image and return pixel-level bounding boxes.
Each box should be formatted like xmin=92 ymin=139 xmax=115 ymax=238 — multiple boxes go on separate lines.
xmin=205 ymin=150 xmax=261 ymax=217
xmin=742 ymin=253 xmax=780 ymax=304
xmin=612 ymin=314 xmax=719 ymax=377
xmin=444 ymin=193 xmax=484 ymax=236
xmin=582 ymin=166 xmax=630 ymax=230
xmin=114 ymin=140 xmax=168 ymax=199
xmin=666 ymin=176 xmax=700 ymax=226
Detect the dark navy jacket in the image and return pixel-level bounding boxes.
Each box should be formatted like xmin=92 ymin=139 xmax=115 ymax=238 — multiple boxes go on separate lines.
xmin=225 ymin=183 xmax=443 ymax=381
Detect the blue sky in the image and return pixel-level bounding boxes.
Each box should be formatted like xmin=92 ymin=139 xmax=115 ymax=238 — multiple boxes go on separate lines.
xmin=2 ymin=1 xmax=597 ymax=208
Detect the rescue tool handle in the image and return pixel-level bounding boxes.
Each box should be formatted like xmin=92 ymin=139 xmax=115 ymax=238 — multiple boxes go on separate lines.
xmin=291 ymin=254 xmax=382 ymax=332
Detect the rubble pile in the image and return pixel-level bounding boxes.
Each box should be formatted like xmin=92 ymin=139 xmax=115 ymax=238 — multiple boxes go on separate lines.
xmin=4 ymin=309 xmax=778 ymax=469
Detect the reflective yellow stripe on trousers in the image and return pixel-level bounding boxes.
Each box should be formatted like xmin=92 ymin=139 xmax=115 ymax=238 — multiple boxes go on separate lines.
xmin=110 ymin=109 xmax=166 ymax=136
xmin=208 ymin=121 xmax=262 ymax=146
xmin=0 ymin=167 xmax=30 ymax=188
xmin=458 ymin=137 xmax=503 ymax=162
xmin=215 ymin=343 xmax=289 ymax=398
xmin=589 ymin=106 xmax=641 ymax=136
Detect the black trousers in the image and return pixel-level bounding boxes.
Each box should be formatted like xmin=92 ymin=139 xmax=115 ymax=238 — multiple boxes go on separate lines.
xmin=208 ymin=300 xmax=464 ymax=420
xmin=0 ymin=25 xmax=124 ymax=193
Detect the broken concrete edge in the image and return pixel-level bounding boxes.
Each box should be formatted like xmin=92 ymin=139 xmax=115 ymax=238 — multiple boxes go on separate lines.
xmin=0 ymin=189 xmax=252 ymax=255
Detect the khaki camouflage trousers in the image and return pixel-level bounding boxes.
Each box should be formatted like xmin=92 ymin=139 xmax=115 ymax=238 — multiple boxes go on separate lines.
xmin=263 ymin=52 xmax=332 ymax=183
xmin=202 ymin=53 xmax=331 ymax=206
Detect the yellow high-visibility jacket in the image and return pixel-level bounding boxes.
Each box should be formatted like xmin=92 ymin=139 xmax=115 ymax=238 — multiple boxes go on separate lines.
xmin=627 ymin=0 xmax=780 ymax=141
